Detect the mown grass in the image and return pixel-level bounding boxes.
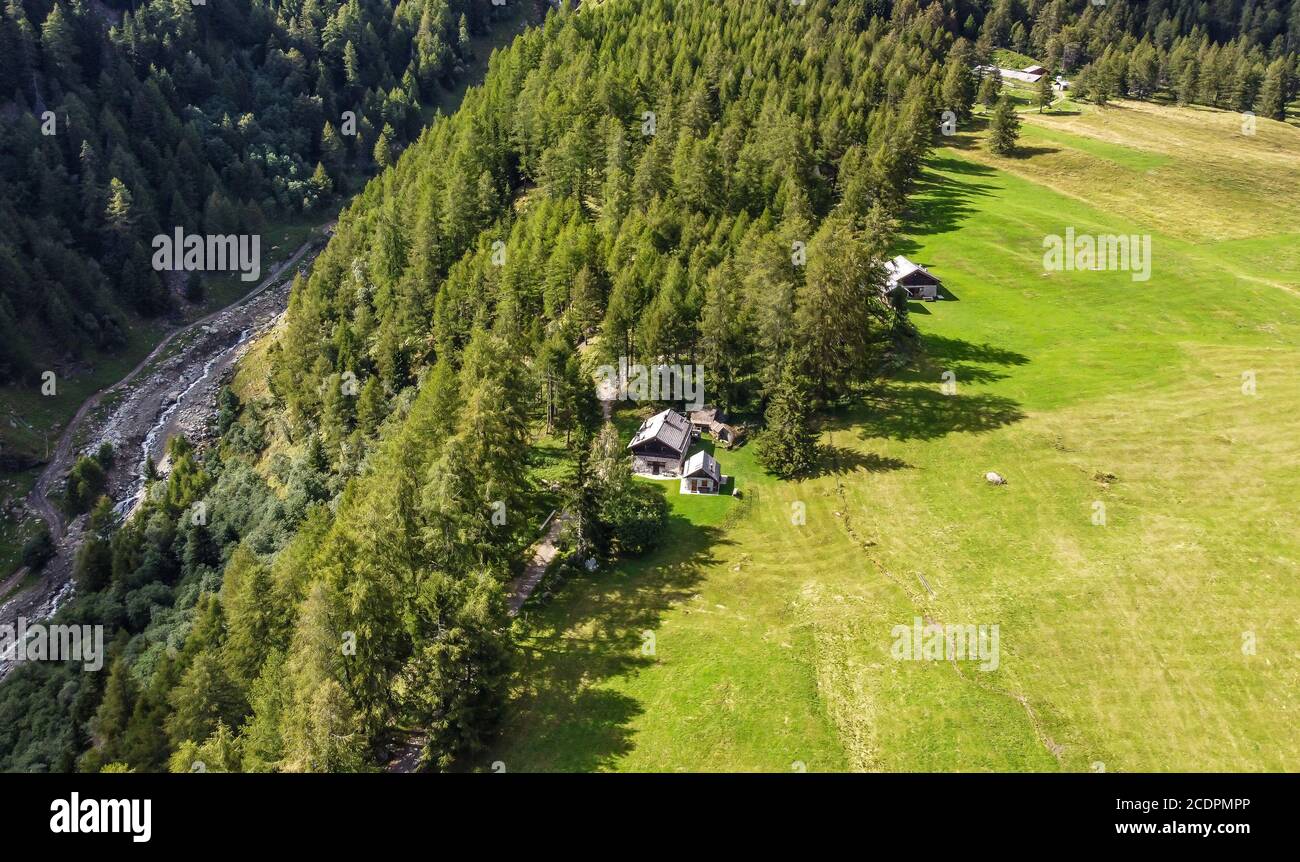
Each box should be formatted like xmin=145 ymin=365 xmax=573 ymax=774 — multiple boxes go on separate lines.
xmin=490 ymin=100 xmax=1300 ymax=772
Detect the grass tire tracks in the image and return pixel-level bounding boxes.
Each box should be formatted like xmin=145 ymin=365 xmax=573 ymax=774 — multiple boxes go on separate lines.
xmin=824 ymin=433 xmax=1067 ymax=768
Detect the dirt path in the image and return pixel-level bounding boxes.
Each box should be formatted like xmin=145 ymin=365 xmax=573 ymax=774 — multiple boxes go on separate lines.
xmin=507 ymin=512 xmax=570 ymax=617
xmin=24 ymin=238 xmax=317 ymax=542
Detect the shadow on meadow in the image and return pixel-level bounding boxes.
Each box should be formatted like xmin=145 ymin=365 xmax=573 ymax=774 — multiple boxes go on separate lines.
xmin=826 ymin=334 xmax=1030 ymax=443
xmin=894 ymin=333 xmax=1032 ymax=387
xmin=808 ymin=445 xmax=912 ymax=479
xmin=895 ymin=157 xmax=998 ymax=252
xmin=1006 ymin=144 xmax=1060 ymax=159
xmin=854 ymin=382 xmax=1025 ymax=441
xmin=495 ymin=508 xmax=731 ymax=772
xmin=923 ymin=332 xmax=1030 ymax=368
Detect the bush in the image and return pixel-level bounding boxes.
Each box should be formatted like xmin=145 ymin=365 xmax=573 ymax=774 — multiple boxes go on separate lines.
xmin=73 ymin=536 xmax=112 ymax=592
xmin=21 ymin=528 xmax=55 ymax=571
xmin=63 ymin=455 xmax=107 ymax=517
xmin=605 ymin=486 xmax=669 ymax=557
xmin=124 ymin=583 xmax=174 ymax=631
xmin=184 ymin=272 xmax=204 ymax=303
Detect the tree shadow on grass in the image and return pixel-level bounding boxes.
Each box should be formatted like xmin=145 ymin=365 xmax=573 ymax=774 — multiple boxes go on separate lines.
xmin=887 ymin=334 xmax=1030 ymax=388
xmin=491 ymin=511 xmax=730 ymax=772
xmin=894 ymin=158 xmax=998 ymax=254
xmin=808 ymin=445 xmax=912 ymax=479
xmin=896 ymin=360 xmax=1012 ymax=386
xmin=923 ymin=333 xmax=1031 ymax=368
xmin=843 ymin=332 xmax=1030 ymax=441
xmin=1007 ymin=144 xmax=1060 ymax=159
xmin=852 ymin=382 xmax=1026 ymax=442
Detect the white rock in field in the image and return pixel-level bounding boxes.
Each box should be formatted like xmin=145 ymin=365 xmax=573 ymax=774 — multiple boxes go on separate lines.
xmin=985 ymin=471 xmax=1007 ymax=485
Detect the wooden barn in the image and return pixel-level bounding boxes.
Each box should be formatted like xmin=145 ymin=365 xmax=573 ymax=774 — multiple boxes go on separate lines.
xmin=627 ymin=409 xmax=693 ymax=476
xmin=884 ymin=255 xmax=942 ymax=301
xmin=680 ymin=451 xmax=723 ymax=495
xmin=689 ymin=407 xmax=746 ymax=448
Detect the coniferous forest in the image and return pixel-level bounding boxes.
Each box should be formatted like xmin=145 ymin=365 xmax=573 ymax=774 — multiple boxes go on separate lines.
xmin=1 ymin=0 xmax=1298 ymax=778
xmin=0 ymin=0 xmax=509 ymax=382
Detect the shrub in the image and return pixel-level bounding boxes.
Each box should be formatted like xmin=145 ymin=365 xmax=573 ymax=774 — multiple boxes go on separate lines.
xmin=605 ymin=486 xmax=669 ymax=557
xmin=21 ymin=528 xmax=55 ymax=571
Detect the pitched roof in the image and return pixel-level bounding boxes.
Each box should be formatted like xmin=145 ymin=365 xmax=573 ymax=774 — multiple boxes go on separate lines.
xmin=884 ymin=256 xmax=940 ymax=288
xmin=710 ymin=419 xmax=743 ymax=438
xmin=683 ymin=450 xmax=721 ymax=483
xmin=628 ymin=409 xmax=692 ymax=455
xmin=975 ymin=64 xmax=1042 ymax=83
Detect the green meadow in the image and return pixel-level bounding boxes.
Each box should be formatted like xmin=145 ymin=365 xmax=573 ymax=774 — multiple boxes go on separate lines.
xmin=494 ymin=100 xmax=1300 ymax=772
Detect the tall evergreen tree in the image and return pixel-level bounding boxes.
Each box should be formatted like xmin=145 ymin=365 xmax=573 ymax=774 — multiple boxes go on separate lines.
xmin=987 ymin=96 xmax=1022 ymax=155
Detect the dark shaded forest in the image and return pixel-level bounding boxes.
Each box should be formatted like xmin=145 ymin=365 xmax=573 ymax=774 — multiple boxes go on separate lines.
xmin=0 ymin=0 xmax=514 ymax=382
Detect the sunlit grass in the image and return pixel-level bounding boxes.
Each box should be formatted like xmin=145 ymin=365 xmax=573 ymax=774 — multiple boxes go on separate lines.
xmin=491 ymin=101 xmax=1300 ymax=772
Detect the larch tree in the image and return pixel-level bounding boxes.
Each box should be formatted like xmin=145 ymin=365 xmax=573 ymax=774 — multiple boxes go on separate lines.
xmin=987 ymin=95 xmax=1021 ymax=155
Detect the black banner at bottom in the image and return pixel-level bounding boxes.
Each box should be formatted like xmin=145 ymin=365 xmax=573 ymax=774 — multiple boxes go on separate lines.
xmin=1 ymin=772 xmax=1285 ymax=849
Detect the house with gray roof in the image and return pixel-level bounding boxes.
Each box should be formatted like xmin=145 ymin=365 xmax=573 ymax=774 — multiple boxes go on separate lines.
xmin=884 ymin=255 xmax=942 ymax=301
xmin=680 ymin=451 xmax=723 ymax=495
xmin=628 ymin=408 xmax=693 ymax=476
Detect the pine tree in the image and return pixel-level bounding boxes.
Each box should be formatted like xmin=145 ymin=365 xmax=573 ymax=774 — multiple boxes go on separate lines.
xmin=978 ymin=69 xmax=1002 ymax=109
xmin=457 ymin=13 xmax=473 ymax=60
xmin=104 ymin=178 xmax=134 ymax=233
xmin=355 ymin=376 xmax=386 ymax=437
xmin=399 ymin=569 xmax=509 ymax=770
xmin=1036 ymin=72 xmax=1054 ymax=112
xmin=756 ymin=358 xmax=819 ymax=479
xmin=698 ymin=263 xmax=744 ymax=411
xmin=309 ymin=161 xmax=332 ymax=202
xmin=987 ymin=96 xmax=1021 ymax=155
xmin=221 ymin=545 xmax=277 ymax=688
xmin=320 ymin=121 xmax=345 ymax=177
xmin=87 ymin=657 xmax=137 ymax=766
xmin=941 ymin=56 xmax=977 ymax=121
xmin=1258 ymin=57 xmax=1291 ymax=120
xmin=793 ymin=218 xmax=887 ymax=405
xmin=373 ymin=126 xmax=394 ymax=169
xmin=280 ymin=584 xmax=370 ymax=773
xmin=39 ymin=2 xmax=78 ymax=81
xmin=166 ymin=647 xmax=247 ymax=748
xmin=239 ymin=649 xmax=288 ymax=772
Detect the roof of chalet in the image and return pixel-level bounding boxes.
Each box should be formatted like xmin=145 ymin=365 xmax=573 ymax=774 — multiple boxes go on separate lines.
xmin=628 ymin=409 xmax=693 ymax=455
xmin=689 ymin=407 xmax=719 ymax=426
xmin=710 ymin=419 xmax=743 ymax=437
xmin=884 ymin=255 xmax=941 ymax=288
xmin=1023 ymin=64 xmax=1048 ymax=75
xmin=975 ymin=64 xmax=1043 ymax=83
xmin=683 ymin=451 xmax=721 ymax=483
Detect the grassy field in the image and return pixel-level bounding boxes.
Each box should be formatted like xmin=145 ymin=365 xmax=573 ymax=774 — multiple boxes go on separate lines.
xmin=992 ymin=48 xmax=1040 ymax=70
xmin=490 ymin=100 xmax=1300 ymax=772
